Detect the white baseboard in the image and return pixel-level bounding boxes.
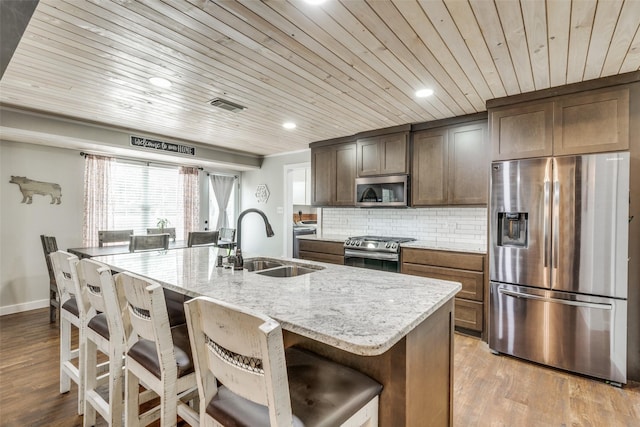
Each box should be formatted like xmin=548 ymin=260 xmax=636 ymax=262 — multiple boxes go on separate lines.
xmin=0 ymin=299 xmax=49 ymax=316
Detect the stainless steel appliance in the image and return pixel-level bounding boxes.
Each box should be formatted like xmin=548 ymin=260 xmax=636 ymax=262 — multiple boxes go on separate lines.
xmin=344 ymin=236 xmax=416 ymax=272
xmin=489 ymin=152 xmax=629 ymax=385
xmin=355 ymin=175 xmax=408 ymax=207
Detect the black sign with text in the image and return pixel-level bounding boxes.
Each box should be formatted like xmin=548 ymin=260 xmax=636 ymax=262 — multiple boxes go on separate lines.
xmin=130 ymin=136 xmax=196 ymax=156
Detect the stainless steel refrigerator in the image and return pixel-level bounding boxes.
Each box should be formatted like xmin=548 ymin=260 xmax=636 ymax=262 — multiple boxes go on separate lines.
xmin=489 ymin=152 xmax=629 ymax=385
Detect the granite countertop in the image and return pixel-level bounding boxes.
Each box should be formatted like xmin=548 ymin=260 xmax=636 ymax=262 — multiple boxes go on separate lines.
xmin=93 ymin=247 xmax=461 ymax=356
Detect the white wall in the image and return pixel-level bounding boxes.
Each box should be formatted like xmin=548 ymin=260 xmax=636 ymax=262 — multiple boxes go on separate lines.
xmin=240 ymin=150 xmax=311 ymax=257
xmin=0 ymin=141 xmax=84 ymax=314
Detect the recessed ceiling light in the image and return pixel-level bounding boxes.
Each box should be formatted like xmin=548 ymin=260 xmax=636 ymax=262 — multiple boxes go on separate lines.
xmin=415 ymin=88 xmax=434 ymax=98
xmin=304 ymin=0 xmax=327 ymax=4
xmin=149 ymin=77 xmax=172 ymax=88
xmin=283 ymin=122 xmax=296 ymax=130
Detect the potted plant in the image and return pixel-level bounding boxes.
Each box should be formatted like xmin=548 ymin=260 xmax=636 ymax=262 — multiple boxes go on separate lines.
xmin=157 ymin=217 xmax=170 ymax=232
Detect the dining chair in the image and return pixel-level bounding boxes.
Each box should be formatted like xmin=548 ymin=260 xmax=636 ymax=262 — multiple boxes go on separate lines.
xmin=79 ymin=258 xmax=127 ymax=427
xmin=147 ymin=227 xmax=176 ymax=241
xmin=217 ymin=227 xmax=235 ymax=243
xmin=186 ymin=231 xmax=219 ymax=248
xmin=117 ymin=271 xmax=199 ymax=427
xmin=184 ymin=296 xmax=383 ymax=427
xmin=129 ymin=233 xmax=170 ymax=252
xmin=98 ymin=229 xmax=134 ymax=247
xmin=49 ymin=250 xmax=85 ymax=415
xmin=40 ymin=235 xmax=59 ymax=323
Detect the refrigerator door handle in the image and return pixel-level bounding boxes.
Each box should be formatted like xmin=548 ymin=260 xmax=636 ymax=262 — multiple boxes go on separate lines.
xmin=543 ymin=158 xmax=553 ymax=286
xmin=550 ymin=157 xmax=559 ymax=288
xmin=498 ymin=288 xmax=613 ymax=310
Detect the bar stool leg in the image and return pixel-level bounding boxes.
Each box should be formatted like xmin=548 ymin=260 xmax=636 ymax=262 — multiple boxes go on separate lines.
xmin=83 ymin=339 xmax=97 ymax=427
xmin=125 ymin=368 xmax=140 ymax=427
xmin=60 ymin=316 xmax=71 ymax=394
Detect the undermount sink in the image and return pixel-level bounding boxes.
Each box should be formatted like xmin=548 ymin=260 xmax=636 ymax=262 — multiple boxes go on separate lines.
xmin=244 ymin=257 xmax=324 ymax=277
xmin=256 ymin=265 xmax=319 ymax=278
xmin=244 ymin=259 xmax=285 ymax=272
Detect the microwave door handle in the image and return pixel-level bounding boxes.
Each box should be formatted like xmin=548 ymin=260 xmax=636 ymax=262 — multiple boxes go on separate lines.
xmin=498 ymin=288 xmax=612 ymax=310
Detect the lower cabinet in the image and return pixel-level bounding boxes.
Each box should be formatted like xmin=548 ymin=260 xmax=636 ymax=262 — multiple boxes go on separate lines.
xmin=298 ymin=239 xmax=344 ymax=265
xmin=401 ymin=247 xmax=485 ymax=336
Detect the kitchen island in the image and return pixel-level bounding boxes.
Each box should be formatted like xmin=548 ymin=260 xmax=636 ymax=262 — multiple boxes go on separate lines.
xmin=94 ymin=247 xmax=461 ymax=426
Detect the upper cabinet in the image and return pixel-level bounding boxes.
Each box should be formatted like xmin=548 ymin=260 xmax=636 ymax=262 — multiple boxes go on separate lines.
xmin=490 ymin=101 xmax=554 ymax=160
xmin=412 ymin=121 xmax=488 ymax=206
xmin=356 ymin=132 xmax=409 ymax=176
xmin=490 ymin=85 xmax=631 ymax=160
xmin=311 ymin=142 xmax=356 ymax=207
xmin=553 ymin=87 xmax=629 ymax=156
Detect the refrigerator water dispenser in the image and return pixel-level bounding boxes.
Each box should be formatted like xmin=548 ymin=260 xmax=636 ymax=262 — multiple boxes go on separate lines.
xmin=497 ymin=212 xmax=528 ymax=247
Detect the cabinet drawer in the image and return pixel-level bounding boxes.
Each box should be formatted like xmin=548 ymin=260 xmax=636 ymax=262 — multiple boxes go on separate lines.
xmin=298 ymin=251 xmax=344 ymax=265
xmin=298 ymin=240 xmax=344 ymax=256
xmin=401 ymin=263 xmax=483 ymax=301
xmin=402 ymin=248 xmax=484 ymax=271
xmin=454 ymin=299 xmax=483 ymax=332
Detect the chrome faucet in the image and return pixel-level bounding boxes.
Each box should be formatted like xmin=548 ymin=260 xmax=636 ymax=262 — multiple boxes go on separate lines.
xmin=234 ymin=208 xmax=275 ymax=270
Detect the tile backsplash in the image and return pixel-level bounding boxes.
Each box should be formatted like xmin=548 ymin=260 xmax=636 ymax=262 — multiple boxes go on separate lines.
xmin=322 ymin=207 xmax=487 ymax=246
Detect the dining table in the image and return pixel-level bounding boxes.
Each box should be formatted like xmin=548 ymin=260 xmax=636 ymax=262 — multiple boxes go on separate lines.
xmin=92 ymin=246 xmax=460 ymax=427
xmin=67 ymin=240 xmax=235 ymax=259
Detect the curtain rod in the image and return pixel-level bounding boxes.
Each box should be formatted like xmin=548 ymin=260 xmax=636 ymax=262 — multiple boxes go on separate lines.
xmin=79 ymin=151 xmax=203 ymax=170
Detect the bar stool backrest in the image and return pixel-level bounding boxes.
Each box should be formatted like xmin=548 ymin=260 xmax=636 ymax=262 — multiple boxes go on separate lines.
xmin=184 ymin=296 xmax=293 ymax=426
xmin=50 ymin=250 xmax=83 ymax=311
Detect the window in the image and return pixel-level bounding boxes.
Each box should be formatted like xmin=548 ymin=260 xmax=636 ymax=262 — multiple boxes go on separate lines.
xmin=209 ymin=174 xmax=238 ymax=230
xmin=110 ymin=161 xmax=184 ymax=240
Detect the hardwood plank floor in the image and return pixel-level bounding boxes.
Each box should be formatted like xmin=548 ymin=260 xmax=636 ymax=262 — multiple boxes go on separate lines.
xmin=1 ymin=308 xmax=638 ymax=426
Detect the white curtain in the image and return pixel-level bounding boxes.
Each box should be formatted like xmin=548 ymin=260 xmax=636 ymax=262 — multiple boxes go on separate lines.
xmin=82 ymin=154 xmax=113 ymax=246
xmin=210 ymin=175 xmax=235 ymax=229
xmin=179 ymin=166 xmax=200 ymax=234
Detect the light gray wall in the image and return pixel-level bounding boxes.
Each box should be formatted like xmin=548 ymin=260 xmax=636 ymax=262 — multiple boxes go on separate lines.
xmin=0 ymin=141 xmax=84 ymax=314
xmin=240 ymin=150 xmax=311 ymax=257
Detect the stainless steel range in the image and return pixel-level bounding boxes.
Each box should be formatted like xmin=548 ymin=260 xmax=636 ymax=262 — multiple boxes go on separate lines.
xmin=344 ymin=236 xmax=416 ymax=272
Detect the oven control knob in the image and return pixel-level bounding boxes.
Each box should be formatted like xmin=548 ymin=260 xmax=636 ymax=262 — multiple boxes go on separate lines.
xmin=356 ymin=241 xmax=361 ymax=246
xmin=385 ymin=242 xmax=390 ymax=248
xmin=391 ymin=243 xmax=398 ymax=249
xmin=346 ymin=240 xmax=351 ymax=245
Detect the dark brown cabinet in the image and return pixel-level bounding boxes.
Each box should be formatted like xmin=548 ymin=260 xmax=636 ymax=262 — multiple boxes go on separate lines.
xmin=311 ymin=143 xmax=356 ymax=206
xmin=412 ymin=121 xmax=488 ymax=206
xmin=401 ymin=247 xmax=486 ymax=335
xmin=553 ymin=86 xmax=629 ymax=155
xmin=490 ymin=85 xmax=630 ymax=160
xmin=356 ymin=132 xmax=408 ymax=176
xmin=298 ymin=239 xmax=344 ymax=265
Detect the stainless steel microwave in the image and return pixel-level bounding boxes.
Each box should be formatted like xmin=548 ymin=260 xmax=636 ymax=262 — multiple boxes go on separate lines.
xmin=355 ymin=175 xmax=408 ymax=207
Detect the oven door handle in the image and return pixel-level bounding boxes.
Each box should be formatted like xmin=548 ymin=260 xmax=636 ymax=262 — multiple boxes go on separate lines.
xmin=344 ymin=249 xmax=399 ymax=262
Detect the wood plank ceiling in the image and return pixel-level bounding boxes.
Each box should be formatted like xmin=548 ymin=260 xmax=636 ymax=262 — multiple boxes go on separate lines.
xmin=1 ymin=0 xmax=639 ymax=157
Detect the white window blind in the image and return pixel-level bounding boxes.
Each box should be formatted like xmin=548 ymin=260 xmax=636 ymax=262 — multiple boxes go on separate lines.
xmin=110 ymin=162 xmax=184 ymax=240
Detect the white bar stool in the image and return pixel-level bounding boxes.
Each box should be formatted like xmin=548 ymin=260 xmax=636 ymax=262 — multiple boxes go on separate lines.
xmin=78 ymin=258 xmax=126 ymax=427
xmin=184 ymin=296 xmax=383 ymax=427
xmin=117 ymin=271 xmax=199 ymax=426
xmin=50 ymin=250 xmax=85 ymax=414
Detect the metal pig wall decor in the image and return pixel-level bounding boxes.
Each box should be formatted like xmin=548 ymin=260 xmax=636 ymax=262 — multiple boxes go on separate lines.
xmin=9 ymin=176 xmax=62 ymax=204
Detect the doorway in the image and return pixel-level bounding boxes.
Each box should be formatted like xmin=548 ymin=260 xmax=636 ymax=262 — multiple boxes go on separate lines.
xmin=283 ymin=162 xmax=319 ymax=257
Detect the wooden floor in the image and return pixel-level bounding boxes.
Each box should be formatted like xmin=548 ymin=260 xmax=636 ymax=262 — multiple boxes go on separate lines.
xmin=1 ymin=308 xmax=639 ymax=426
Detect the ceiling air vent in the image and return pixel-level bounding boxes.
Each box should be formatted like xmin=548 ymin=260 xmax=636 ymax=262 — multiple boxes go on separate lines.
xmin=209 ymin=97 xmax=247 ymax=113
